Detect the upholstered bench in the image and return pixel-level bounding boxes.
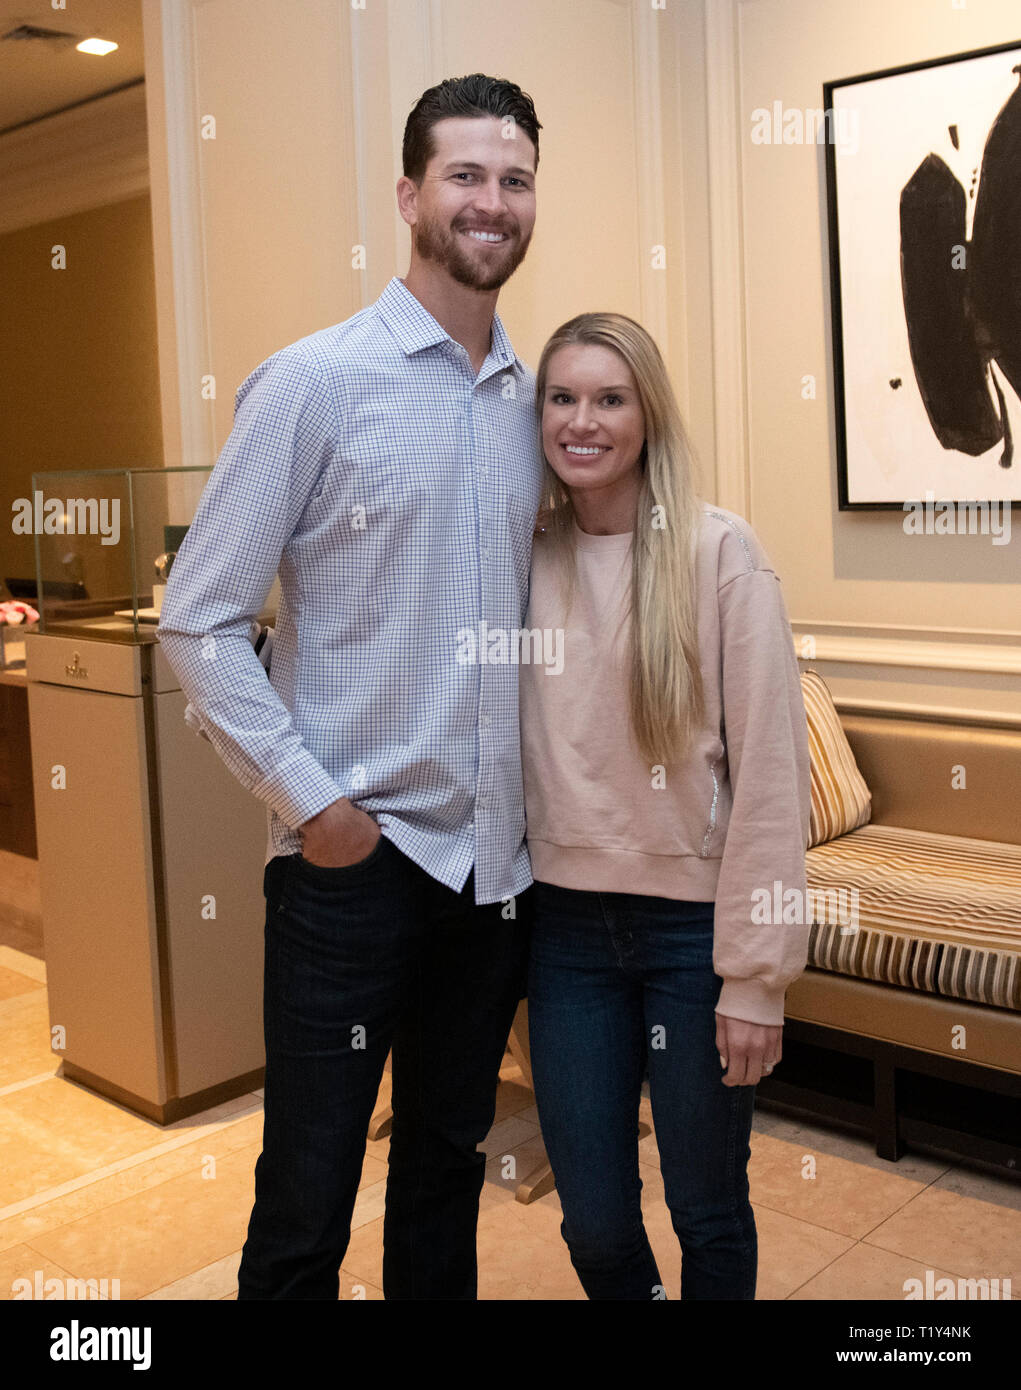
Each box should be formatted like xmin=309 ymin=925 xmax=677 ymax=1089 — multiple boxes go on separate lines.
xmin=757 ymin=673 xmax=1021 ymax=1177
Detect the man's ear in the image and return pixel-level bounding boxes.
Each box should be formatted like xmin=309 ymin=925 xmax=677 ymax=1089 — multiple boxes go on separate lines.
xmin=395 ymin=175 xmax=419 ymax=229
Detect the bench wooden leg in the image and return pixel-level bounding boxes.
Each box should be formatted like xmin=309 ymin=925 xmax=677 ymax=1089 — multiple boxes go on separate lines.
xmin=874 ymin=1049 xmax=904 ymax=1161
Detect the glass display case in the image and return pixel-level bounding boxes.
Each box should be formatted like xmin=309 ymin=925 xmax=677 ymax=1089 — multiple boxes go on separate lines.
xmin=23 ymin=459 xmax=269 ymax=1121
xmin=29 ymin=466 xmax=212 ymax=644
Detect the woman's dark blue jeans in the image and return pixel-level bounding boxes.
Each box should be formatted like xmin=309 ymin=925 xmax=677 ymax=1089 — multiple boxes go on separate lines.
xmin=237 ymin=835 xmax=531 ymax=1300
xmin=527 ymin=879 xmax=757 ymax=1300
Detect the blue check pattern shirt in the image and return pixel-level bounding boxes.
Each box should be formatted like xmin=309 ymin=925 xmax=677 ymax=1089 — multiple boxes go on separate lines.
xmin=157 ymin=276 xmax=544 ymax=905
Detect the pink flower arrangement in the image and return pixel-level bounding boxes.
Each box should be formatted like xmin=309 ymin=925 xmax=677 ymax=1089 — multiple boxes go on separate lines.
xmin=0 ymin=600 xmax=39 ymax=626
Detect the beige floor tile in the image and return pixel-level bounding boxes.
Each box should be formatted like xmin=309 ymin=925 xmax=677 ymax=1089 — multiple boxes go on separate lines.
xmin=477 ymin=1189 xmax=584 ymax=1300
xmin=339 ymin=1269 xmax=383 ymax=1300
xmin=928 ymin=1164 xmax=1021 ymax=1214
xmin=359 ymin=1153 xmax=388 ymax=1187
xmin=789 ymin=1241 xmax=967 ymax=1301
xmin=20 ymin=1127 xmax=392 ymax=1301
xmin=752 ymin=1202 xmax=856 ymax=1300
xmin=0 ymin=1079 xmax=178 ymax=1207
xmin=0 ymin=1077 xmax=265 ymax=1212
xmin=212 ymin=1275 xmax=386 ymax=1300
xmin=865 ymin=1186 xmax=1021 ymax=1286
xmin=747 ymin=1129 xmax=930 ymax=1238
xmin=340 ymin=1216 xmax=383 ymax=1288
xmin=638 ymin=1124 xmax=659 ymax=1167
xmin=0 ymin=946 xmax=46 ymax=984
xmin=143 ymin=1251 xmax=241 ymax=1300
xmin=478 ymin=1113 xmax=540 ymax=1159
xmin=752 ymin=1106 xmax=951 ymax=1182
xmin=0 ymin=993 xmax=59 ymax=1088
xmin=0 ymin=965 xmax=41 ymax=1004
xmin=0 ymin=1104 xmax=263 ymax=1255
xmin=0 ymin=1243 xmax=76 ymax=1300
xmin=26 ymin=1140 xmax=265 ymax=1299
xmin=350 ymin=1178 xmax=387 ymax=1232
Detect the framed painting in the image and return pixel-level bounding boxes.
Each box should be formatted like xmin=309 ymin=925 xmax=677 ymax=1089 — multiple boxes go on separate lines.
xmin=824 ymin=39 xmax=1021 ymax=510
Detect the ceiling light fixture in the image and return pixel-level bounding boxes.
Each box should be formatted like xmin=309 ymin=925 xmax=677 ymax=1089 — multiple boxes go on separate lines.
xmin=76 ymin=38 xmax=118 ymax=56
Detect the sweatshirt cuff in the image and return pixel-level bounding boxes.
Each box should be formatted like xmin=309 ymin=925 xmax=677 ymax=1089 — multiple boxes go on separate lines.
xmin=715 ymin=978 xmax=788 ymax=1029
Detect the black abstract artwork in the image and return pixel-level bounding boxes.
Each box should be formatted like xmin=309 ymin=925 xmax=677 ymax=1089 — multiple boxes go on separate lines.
xmin=825 ymin=42 xmax=1021 ymax=509
xmin=900 ymin=69 xmax=1020 ymax=468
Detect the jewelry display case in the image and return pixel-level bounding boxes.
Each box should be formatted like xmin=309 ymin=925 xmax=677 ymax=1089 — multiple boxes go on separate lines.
xmin=28 ymin=466 xmax=211 ymax=644
xmin=24 ymin=466 xmax=272 ymax=1122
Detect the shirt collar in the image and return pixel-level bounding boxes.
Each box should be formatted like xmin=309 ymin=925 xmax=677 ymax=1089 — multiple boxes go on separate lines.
xmin=374 ymin=275 xmax=524 ymax=373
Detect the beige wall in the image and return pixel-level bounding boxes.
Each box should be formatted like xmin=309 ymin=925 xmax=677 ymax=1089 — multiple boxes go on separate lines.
xmin=0 ymin=194 xmax=165 ymax=595
xmin=731 ymin=0 xmax=1021 ymax=633
xmin=190 ymin=0 xmax=361 ymax=448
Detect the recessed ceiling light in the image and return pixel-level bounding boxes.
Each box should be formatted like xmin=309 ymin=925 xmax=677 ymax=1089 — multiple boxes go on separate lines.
xmin=76 ymin=38 xmax=118 ymax=56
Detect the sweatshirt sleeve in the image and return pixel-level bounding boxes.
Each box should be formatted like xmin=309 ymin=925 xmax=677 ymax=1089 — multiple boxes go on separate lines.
xmin=156 ymin=347 xmax=348 ymax=830
xmin=712 ymin=566 xmax=812 ymax=1027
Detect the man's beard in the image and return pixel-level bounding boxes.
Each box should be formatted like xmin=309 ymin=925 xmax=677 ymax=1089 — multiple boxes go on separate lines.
xmin=413 ymin=213 xmax=532 ymax=291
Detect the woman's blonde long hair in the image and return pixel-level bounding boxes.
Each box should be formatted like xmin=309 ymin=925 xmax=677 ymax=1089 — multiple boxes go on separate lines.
xmin=534 ymin=313 xmax=705 ymax=767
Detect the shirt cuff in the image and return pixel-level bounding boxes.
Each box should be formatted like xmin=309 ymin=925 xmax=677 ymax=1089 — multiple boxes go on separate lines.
xmin=257 ymin=756 xmax=349 ymax=831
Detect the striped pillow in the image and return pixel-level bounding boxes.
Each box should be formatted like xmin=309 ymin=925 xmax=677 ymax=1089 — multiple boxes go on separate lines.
xmin=801 ymin=670 xmax=872 ymax=846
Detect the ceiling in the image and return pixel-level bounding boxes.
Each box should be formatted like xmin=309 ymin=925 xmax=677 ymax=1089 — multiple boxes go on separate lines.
xmin=0 ymin=0 xmax=145 ymax=134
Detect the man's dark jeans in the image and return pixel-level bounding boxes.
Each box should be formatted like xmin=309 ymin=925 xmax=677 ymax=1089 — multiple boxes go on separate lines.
xmin=237 ymin=833 xmax=531 ymax=1300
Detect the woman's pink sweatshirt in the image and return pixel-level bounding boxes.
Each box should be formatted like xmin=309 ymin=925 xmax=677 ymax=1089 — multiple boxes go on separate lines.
xmin=519 ymin=502 xmax=812 ymax=1028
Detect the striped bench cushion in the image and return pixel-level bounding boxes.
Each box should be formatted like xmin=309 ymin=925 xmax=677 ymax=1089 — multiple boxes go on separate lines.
xmin=805 ymin=823 xmax=1021 ymax=1010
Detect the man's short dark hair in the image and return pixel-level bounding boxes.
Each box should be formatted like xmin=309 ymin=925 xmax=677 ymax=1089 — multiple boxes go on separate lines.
xmin=402 ymin=73 xmax=542 ymax=184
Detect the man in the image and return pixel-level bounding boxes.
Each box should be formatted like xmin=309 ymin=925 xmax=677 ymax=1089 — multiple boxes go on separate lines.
xmin=157 ymin=73 xmax=544 ymax=1300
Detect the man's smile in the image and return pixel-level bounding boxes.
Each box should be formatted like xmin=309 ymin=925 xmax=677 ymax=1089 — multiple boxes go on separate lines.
xmin=459 ymin=227 xmax=509 ymax=244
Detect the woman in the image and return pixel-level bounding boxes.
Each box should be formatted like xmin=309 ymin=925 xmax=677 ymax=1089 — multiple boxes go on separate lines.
xmin=519 ymin=313 xmax=812 ymax=1300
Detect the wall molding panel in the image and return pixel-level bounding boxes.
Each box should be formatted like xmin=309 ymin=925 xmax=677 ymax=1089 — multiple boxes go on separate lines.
xmin=703 ymin=0 xmax=749 ymax=518
xmin=142 ymin=0 xmax=216 ymax=478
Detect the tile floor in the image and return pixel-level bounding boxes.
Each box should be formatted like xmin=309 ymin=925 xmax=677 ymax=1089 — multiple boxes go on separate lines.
xmin=1 ymin=850 xmax=1018 ymax=1302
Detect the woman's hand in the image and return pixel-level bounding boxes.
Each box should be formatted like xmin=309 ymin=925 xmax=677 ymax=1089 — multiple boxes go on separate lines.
xmin=714 ymin=1015 xmax=782 ymax=1087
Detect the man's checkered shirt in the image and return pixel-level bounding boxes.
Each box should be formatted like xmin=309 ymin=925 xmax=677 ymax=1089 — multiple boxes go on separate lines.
xmin=157 ymin=276 xmax=544 ymax=905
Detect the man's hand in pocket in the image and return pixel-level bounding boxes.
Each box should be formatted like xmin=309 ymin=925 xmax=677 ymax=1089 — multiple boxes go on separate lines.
xmin=299 ymin=798 xmax=380 ymax=867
